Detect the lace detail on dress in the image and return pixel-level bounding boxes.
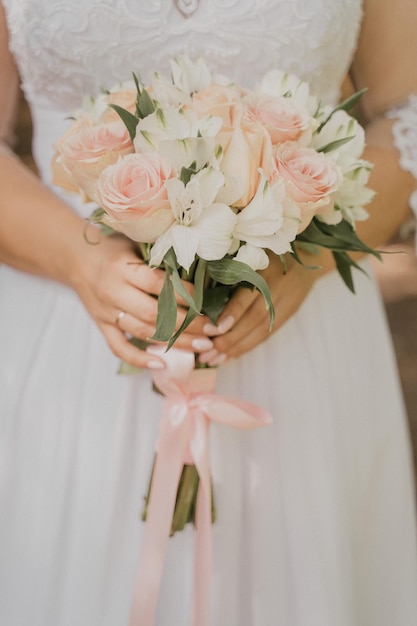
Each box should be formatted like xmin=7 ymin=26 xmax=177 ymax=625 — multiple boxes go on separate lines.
xmin=2 ymin=0 xmax=363 ymax=112
xmin=387 ymin=96 xmax=417 ymax=248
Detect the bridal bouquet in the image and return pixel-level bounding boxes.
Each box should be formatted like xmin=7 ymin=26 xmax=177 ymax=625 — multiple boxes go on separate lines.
xmin=52 ymin=55 xmax=377 ymax=625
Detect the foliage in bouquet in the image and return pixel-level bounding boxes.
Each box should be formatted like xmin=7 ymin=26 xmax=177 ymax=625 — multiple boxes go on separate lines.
xmin=52 ymin=55 xmax=378 ymax=351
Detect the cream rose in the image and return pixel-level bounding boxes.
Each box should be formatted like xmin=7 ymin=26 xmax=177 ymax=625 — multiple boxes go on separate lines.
xmin=244 ymin=93 xmax=314 ymax=146
xmin=97 ymin=152 xmax=176 ymax=242
xmin=216 ymin=103 xmax=273 ymax=208
xmin=52 ymin=117 xmax=134 ymax=201
xmin=191 ymin=83 xmax=242 ymax=126
xmin=271 ymin=142 xmax=343 ymax=232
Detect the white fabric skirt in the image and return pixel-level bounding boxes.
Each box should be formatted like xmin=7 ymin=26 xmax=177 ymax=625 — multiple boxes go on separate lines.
xmin=1 ymin=249 xmax=417 ymax=625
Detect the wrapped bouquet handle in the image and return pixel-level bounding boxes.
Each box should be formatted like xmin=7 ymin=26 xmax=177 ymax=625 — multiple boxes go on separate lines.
xmin=129 ymin=347 xmax=272 ymax=626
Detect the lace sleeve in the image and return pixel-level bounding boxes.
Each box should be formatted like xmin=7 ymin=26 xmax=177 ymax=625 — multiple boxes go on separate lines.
xmin=387 ymin=95 xmax=417 ymax=248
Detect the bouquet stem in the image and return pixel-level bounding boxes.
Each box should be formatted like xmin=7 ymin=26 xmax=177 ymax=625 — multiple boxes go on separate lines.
xmin=142 ymin=457 xmax=216 ymax=535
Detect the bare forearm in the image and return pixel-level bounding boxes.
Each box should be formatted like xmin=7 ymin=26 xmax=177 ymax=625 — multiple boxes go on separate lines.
xmin=0 ymin=149 xmax=90 ymax=285
xmin=356 ymin=116 xmax=414 ymax=250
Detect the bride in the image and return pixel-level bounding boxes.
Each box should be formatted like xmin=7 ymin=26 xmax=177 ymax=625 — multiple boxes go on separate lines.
xmin=1 ymin=1 xmax=417 ymax=624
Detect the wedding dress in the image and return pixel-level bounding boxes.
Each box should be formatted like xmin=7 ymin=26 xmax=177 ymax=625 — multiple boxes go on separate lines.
xmin=1 ymin=1 xmax=417 ymax=625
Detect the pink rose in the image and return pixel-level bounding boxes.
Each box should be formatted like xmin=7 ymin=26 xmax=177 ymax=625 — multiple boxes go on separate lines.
xmin=216 ymin=103 xmax=273 ymax=208
xmin=52 ymin=116 xmax=134 ymax=201
xmin=191 ymin=83 xmax=242 ymax=126
xmin=244 ymin=93 xmax=313 ymax=146
xmin=271 ymin=142 xmax=342 ymax=232
xmin=97 ymin=152 xmax=176 ymax=242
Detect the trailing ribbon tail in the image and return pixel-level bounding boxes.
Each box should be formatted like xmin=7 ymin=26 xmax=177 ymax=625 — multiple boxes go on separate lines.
xmin=129 ymin=347 xmax=272 ymax=626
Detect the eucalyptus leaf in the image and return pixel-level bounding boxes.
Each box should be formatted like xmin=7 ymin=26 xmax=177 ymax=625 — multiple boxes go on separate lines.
xmin=108 ymin=104 xmax=139 ymax=141
xmin=151 ymin=270 xmax=177 ymax=342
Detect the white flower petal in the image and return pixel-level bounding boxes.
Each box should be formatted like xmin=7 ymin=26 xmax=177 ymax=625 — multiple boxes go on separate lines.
xmin=149 ymin=226 xmax=176 ymax=267
xmin=235 ymin=244 xmax=270 ymax=271
xmin=191 ymin=167 xmax=225 ymax=207
xmin=235 ymin=176 xmax=284 ymax=239
xmin=172 ymin=224 xmax=201 ymax=271
xmin=195 ymin=203 xmax=237 ymax=260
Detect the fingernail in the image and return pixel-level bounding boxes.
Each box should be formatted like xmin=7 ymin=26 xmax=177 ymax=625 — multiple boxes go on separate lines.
xmin=198 ymin=348 xmax=218 ymax=364
xmin=203 ymin=315 xmax=235 ymax=336
xmin=208 ymin=353 xmax=227 ymax=367
xmin=191 ymin=338 xmax=214 ymax=351
xmin=147 ymin=360 xmax=166 ymax=370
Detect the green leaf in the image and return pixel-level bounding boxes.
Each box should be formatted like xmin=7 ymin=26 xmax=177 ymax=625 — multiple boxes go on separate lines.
xmin=108 ymin=104 xmax=139 ymax=141
xmin=317 ymin=88 xmax=367 ymax=131
xmin=318 ymin=219 xmax=381 ymax=258
xmin=166 ymin=259 xmax=207 ymax=349
xmin=138 ymin=88 xmax=156 ymax=118
xmin=202 ymin=285 xmax=231 ymax=324
xmin=318 ymin=136 xmax=355 ymax=153
xmin=171 ymin=267 xmax=200 ymax=315
xmin=162 ymin=247 xmax=183 ymax=272
xmin=179 ymin=161 xmax=198 ymax=186
xmin=332 ymin=250 xmax=368 ymax=293
xmin=151 ymin=270 xmax=177 ymax=342
xmin=207 ymin=259 xmax=275 ymax=329
xmin=297 ymin=218 xmax=381 ymax=258
xmin=132 ymin=71 xmax=142 ymax=95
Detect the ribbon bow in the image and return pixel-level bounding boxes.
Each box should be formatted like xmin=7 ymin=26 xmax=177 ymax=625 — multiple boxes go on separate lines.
xmin=129 ymin=348 xmax=272 ymax=626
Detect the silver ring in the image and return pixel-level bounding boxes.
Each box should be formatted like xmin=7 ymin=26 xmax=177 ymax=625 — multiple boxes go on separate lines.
xmin=115 ymin=311 xmax=126 ymax=326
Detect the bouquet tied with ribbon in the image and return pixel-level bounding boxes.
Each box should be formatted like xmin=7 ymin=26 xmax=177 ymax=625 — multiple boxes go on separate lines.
xmin=52 ymin=55 xmax=378 ymax=625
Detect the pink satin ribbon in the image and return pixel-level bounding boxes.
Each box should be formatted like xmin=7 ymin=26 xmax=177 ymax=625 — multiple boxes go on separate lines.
xmin=129 ymin=347 xmax=272 ymax=626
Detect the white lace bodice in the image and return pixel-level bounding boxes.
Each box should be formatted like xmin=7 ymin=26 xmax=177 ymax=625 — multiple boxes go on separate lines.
xmin=3 ymin=0 xmax=363 ymax=112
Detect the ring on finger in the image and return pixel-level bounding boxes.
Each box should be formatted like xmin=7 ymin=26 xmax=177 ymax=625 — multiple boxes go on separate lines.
xmin=115 ymin=311 xmax=126 ymax=326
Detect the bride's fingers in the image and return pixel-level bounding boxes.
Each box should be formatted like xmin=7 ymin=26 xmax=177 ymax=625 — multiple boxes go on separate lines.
xmin=113 ymin=310 xmax=214 ymax=354
xmin=101 ymin=323 xmax=166 ymax=370
xmin=201 ymin=285 xmax=259 ymax=338
xmin=126 ymin=260 xmax=195 ymax=305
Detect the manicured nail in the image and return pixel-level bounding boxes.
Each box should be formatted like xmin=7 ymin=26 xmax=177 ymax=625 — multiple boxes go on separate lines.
xmin=147 ymin=360 xmax=166 ymax=370
xmin=198 ymin=348 xmax=218 ymax=364
xmin=191 ymin=337 xmax=214 ymax=351
xmin=203 ymin=315 xmax=235 ymax=336
xmin=208 ymin=353 xmax=227 ymax=367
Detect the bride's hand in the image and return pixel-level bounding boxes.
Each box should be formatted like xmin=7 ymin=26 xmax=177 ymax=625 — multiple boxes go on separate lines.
xmin=198 ymin=250 xmax=333 ymax=366
xmin=70 ymin=232 xmax=213 ymax=370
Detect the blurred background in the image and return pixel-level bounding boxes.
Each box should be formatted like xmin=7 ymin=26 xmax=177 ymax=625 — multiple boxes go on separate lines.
xmin=13 ymin=93 xmax=417 ymax=478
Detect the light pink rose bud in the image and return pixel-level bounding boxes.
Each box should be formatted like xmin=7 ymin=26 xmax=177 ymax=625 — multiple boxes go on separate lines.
xmin=97 ymin=152 xmax=176 ymax=242
xmin=271 ymin=142 xmax=342 ymax=233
